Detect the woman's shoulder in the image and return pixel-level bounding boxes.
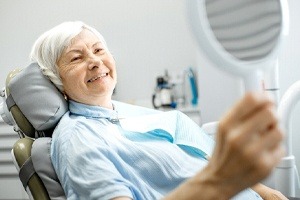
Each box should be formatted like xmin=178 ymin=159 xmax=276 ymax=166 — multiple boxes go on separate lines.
xmin=52 ymin=111 xmax=89 ymax=143
xmin=52 ymin=111 xmax=108 ymax=146
xmin=55 ymin=111 xmax=82 ymax=132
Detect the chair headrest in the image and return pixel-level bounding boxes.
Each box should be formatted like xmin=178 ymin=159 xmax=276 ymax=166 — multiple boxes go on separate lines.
xmin=6 ymin=63 xmax=68 ymax=137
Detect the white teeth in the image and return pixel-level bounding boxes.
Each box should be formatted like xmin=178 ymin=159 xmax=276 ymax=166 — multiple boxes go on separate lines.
xmin=88 ymin=73 xmax=108 ymax=82
xmin=100 ymin=73 xmax=108 ymax=77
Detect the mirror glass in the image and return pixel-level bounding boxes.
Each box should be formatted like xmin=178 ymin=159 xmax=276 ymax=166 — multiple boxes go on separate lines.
xmin=206 ymin=0 xmax=281 ymax=61
xmin=188 ymin=0 xmax=288 ymax=91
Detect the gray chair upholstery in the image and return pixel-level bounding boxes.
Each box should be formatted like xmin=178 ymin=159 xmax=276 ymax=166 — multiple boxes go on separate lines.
xmin=3 ymin=63 xmax=68 ymax=199
xmin=31 ymin=138 xmax=65 ymax=199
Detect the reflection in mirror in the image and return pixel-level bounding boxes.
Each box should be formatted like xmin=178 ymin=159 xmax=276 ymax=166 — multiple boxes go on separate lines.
xmin=206 ymin=0 xmax=281 ymax=61
xmin=188 ymin=0 xmax=288 ymax=91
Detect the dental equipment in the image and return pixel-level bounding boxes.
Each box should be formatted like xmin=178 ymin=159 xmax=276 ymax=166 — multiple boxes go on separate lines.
xmin=276 ymin=81 xmax=300 ymax=197
xmin=186 ymin=67 xmax=198 ymax=106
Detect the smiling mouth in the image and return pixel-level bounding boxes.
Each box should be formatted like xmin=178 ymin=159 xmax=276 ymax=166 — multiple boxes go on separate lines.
xmin=88 ymin=73 xmax=109 ymax=82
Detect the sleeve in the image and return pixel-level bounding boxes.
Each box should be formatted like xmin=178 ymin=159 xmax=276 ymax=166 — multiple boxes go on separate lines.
xmin=52 ymin=122 xmax=134 ymax=200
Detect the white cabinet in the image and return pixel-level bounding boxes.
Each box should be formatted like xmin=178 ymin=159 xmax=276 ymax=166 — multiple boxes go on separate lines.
xmin=0 ymin=121 xmax=29 ymax=200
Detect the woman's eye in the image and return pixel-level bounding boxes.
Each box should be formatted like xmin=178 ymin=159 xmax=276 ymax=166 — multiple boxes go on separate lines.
xmin=95 ymin=48 xmax=104 ymax=54
xmin=71 ymin=57 xmax=81 ymax=62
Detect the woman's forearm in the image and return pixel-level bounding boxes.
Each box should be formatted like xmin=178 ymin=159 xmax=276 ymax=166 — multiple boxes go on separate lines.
xmin=252 ymin=183 xmax=288 ymax=200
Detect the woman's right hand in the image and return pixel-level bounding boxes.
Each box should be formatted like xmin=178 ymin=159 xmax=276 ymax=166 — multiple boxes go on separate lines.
xmin=203 ymin=92 xmax=285 ymax=198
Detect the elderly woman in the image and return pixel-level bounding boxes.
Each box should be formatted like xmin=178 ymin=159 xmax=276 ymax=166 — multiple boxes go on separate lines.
xmin=30 ymin=21 xmax=286 ymax=200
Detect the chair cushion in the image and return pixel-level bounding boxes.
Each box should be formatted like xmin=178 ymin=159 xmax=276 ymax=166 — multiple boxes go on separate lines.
xmin=31 ymin=137 xmax=66 ymax=199
xmin=8 ymin=63 xmax=68 ymax=131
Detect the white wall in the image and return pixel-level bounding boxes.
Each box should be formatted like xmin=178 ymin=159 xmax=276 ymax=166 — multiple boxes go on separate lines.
xmin=0 ymin=0 xmax=299 ymax=197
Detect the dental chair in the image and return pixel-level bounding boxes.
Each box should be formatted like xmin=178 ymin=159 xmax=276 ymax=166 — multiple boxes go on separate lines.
xmin=0 ymin=63 xmax=67 ymax=199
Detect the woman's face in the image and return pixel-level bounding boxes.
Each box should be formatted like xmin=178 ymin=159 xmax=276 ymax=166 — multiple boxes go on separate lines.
xmin=57 ymin=29 xmax=117 ymax=107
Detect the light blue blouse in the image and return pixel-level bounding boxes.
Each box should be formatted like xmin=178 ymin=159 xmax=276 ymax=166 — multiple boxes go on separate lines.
xmin=51 ymin=100 xmax=262 ymax=200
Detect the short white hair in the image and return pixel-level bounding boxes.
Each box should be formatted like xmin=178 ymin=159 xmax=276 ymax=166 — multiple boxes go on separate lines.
xmin=30 ymin=21 xmax=108 ymax=92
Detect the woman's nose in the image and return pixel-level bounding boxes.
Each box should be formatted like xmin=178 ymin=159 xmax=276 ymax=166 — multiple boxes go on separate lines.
xmin=87 ymin=54 xmax=103 ymax=70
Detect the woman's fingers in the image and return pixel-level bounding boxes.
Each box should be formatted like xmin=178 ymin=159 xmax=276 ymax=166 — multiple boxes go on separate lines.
xmin=217 ymin=94 xmax=278 ymax=152
xmin=211 ymin=91 xmax=285 ymax=186
xmin=253 ymin=143 xmax=285 ymax=179
xmin=220 ymin=92 xmax=274 ymax=128
xmin=256 ymin=127 xmax=285 ymax=171
xmin=228 ymin=104 xmax=280 ymax=147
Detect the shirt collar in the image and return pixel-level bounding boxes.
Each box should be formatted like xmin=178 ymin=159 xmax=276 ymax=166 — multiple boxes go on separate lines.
xmin=68 ymin=100 xmax=118 ymax=121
